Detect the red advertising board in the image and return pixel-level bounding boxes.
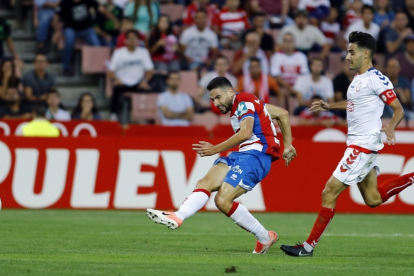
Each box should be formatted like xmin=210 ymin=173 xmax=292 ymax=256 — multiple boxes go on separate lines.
xmin=0 ymin=136 xmax=413 ymax=213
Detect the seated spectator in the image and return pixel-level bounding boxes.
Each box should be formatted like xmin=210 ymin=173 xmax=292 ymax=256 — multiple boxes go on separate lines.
xmin=108 ymin=29 xmax=154 ymax=119
xmin=0 ymin=86 xmax=31 ymax=119
xmin=183 ymin=0 xmax=218 ymax=27
xmin=157 ymin=71 xmax=194 ymax=126
xmin=0 ymin=58 xmax=20 ymax=99
xmin=395 ymin=34 xmax=414 ymax=81
xmin=320 ymin=7 xmax=341 ymax=48
xmin=197 ymin=56 xmax=237 ymax=110
xmin=213 ymin=0 xmax=249 ymax=49
xmin=373 ymin=0 xmax=394 ymax=30
xmin=298 ymin=0 xmax=330 ymax=25
xmin=278 ymin=10 xmax=330 ymax=58
xmin=94 ymin=0 xmax=122 ymax=47
xmin=293 ymin=58 xmax=334 ymax=115
xmin=147 ymin=14 xmax=180 ymax=73
xmin=180 ymin=10 xmax=219 ymax=70
xmin=45 ymin=88 xmax=71 ymax=121
xmin=35 ymin=0 xmax=60 ymax=51
xmin=241 ymin=12 xmax=275 ymax=58
xmin=71 ymin=92 xmax=101 ymax=120
xmin=270 ymin=32 xmax=309 ymax=96
xmin=116 ymin=17 xmax=145 ymax=49
xmin=237 ymin=57 xmax=278 ymax=103
xmin=299 ymin=95 xmax=343 ymax=126
xmin=123 ymin=0 xmax=158 ymax=35
xmin=0 ymin=17 xmax=19 ymax=60
xmin=343 ymin=0 xmax=362 ymax=28
xmin=233 ymin=32 xmax=269 ymax=76
xmin=56 ymin=0 xmax=110 ymax=75
xmin=344 ymin=5 xmax=380 ymax=43
xmin=22 ymin=52 xmax=55 ymax=103
xmin=385 ymin=11 xmax=413 ymax=55
xmin=22 ymin=102 xmax=60 ymax=137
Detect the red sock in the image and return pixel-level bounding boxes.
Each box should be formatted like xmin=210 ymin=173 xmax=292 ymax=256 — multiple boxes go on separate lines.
xmin=377 ymin=172 xmax=414 ymax=203
xmin=305 ymin=207 xmax=335 ymax=248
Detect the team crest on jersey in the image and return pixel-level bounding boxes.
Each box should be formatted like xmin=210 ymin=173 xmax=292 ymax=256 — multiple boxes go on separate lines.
xmin=236 ymin=102 xmax=248 ymax=117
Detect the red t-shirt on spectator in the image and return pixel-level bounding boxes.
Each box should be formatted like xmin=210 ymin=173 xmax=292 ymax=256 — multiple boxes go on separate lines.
xmin=182 ymin=3 xmax=218 ymax=27
xmin=213 ymin=8 xmax=249 ymax=37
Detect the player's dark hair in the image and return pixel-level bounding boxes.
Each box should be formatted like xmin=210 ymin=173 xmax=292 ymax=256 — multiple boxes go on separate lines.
xmin=207 ymin=77 xmax=233 ymax=91
xmin=33 ymin=102 xmax=48 ymax=117
xmin=250 ymin=57 xmax=261 ymax=64
xmin=349 ymin=31 xmax=377 ymax=57
xmin=361 ymin=4 xmax=375 ymax=14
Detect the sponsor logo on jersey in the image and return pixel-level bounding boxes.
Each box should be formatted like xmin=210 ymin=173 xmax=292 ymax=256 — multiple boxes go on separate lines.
xmin=232 ymin=165 xmax=243 ymax=174
xmin=236 ymin=102 xmax=248 ymax=117
xmin=231 ymin=174 xmax=237 ymax=180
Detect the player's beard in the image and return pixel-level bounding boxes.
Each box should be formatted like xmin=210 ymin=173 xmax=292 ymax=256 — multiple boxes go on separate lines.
xmin=216 ymin=99 xmax=231 ymax=114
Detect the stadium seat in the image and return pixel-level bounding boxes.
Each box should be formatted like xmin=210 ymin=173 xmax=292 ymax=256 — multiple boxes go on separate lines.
xmin=82 ymin=46 xmax=111 ymax=74
xmin=192 ymin=112 xmax=219 ymax=131
xmin=179 ymin=71 xmax=198 ymax=98
xmin=131 ymin=93 xmax=159 ymax=122
xmin=160 ymin=4 xmax=185 ymax=23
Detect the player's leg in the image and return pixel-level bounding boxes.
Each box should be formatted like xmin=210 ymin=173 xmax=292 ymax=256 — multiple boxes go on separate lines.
xmin=146 ymin=163 xmax=229 ymax=229
xmin=214 ymin=182 xmax=278 ymax=254
xmin=356 ymin=168 xmax=382 ymax=207
xmin=377 ymin=171 xmax=414 ymax=204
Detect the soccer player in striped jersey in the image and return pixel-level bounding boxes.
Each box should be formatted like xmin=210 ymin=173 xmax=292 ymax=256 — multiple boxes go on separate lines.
xmin=147 ymin=77 xmax=297 ymax=254
xmin=280 ymin=31 xmax=414 ymax=257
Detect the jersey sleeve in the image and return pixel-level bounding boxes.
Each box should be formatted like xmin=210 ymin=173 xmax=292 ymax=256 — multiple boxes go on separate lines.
xmin=370 ymin=71 xmax=396 ymax=105
xmin=236 ymin=101 xmax=255 ymax=122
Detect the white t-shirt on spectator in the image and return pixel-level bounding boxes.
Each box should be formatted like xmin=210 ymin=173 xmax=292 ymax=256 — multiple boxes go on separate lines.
xmin=320 ymin=21 xmax=340 ymax=44
xmin=46 ymin=108 xmax=71 ymax=121
xmin=108 ymin=47 xmax=154 ymax=86
xmin=344 ymin=20 xmax=380 ymax=41
xmin=199 ymin=71 xmax=237 ymax=104
xmin=157 ymin=90 xmax=194 ymax=126
xmin=278 ymin=24 xmax=327 ymax=51
xmin=294 ymin=74 xmax=334 ymax=103
xmin=270 ymin=51 xmax=309 ymax=86
xmin=180 ymin=26 xmax=219 ymax=63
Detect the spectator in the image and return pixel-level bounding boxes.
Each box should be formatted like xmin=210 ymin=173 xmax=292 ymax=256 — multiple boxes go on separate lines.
xmin=344 ymin=5 xmax=380 ymax=43
xmin=22 ymin=52 xmax=55 ymax=103
xmin=385 ymin=11 xmax=413 ymax=55
xmin=108 ymin=29 xmax=154 ymax=118
xmin=293 ymin=57 xmax=334 ymax=115
xmin=320 ymin=7 xmax=341 ymax=47
xmin=56 ymin=0 xmax=107 ymax=75
xmin=123 ymin=0 xmax=158 ymax=35
xmin=0 ymin=58 xmax=20 ymax=99
xmin=237 ymin=57 xmax=279 ymax=103
xmin=183 ymin=0 xmax=218 ymax=27
xmin=404 ymin=0 xmax=414 ymax=31
xmin=180 ymin=10 xmax=219 ymax=70
xmin=197 ymin=56 xmax=237 ymax=110
xmin=233 ymin=32 xmax=269 ymax=76
xmin=22 ymin=102 xmax=60 ymax=137
xmin=147 ymin=14 xmax=180 ymax=73
xmin=373 ymin=0 xmax=394 ymax=30
xmin=45 ymin=88 xmax=71 ymax=121
xmin=0 ymin=17 xmax=19 ymax=60
xmin=278 ymin=10 xmax=330 ymax=58
xmin=71 ymin=92 xmax=101 ymax=120
xmin=344 ymin=0 xmax=362 ymax=28
xmin=395 ymin=34 xmax=414 ymax=81
xmin=157 ymin=71 xmax=194 ymax=126
xmin=0 ymin=86 xmax=31 ymax=119
xmin=94 ymin=0 xmax=122 ymax=47
xmin=249 ymin=0 xmax=290 ymax=26
xmin=213 ymin=0 xmax=249 ymax=49
xmin=270 ymin=32 xmax=309 ymax=97
xmin=333 ymin=58 xmax=355 ymax=102
xmin=241 ymin=12 xmax=275 ymax=58
xmin=116 ymin=17 xmax=145 ymax=49
xmin=35 ymin=0 xmax=60 ymax=51
xmin=299 ymin=95 xmax=343 ymax=126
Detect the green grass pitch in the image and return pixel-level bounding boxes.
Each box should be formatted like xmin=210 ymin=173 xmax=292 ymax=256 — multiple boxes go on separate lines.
xmin=0 ymin=210 xmax=413 ymax=276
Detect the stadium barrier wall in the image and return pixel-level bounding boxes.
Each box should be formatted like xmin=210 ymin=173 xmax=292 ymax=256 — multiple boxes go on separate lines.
xmin=0 ymin=136 xmax=414 ymax=213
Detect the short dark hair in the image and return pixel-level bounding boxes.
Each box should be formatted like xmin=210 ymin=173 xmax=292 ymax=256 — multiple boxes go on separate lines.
xmin=310 ymin=57 xmax=324 ymax=65
xmin=47 ymin=87 xmax=60 ymax=96
xmin=250 ymin=57 xmax=261 ymax=64
xmin=167 ymin=70 xmax=180 ymax=78
xmin=349 ymin=31 xmax=377 ymax=57
xmin=215 ymin=55 xmax=229 ymax=64
xmin=195 ymin=10 xmax=207 ymax=16
xmin=33 ymin=102 xmax=48 ymax=117
xmin=125 ymin=29 xmax=139 ymax=39
xmin=207 ymin=77 xmax=233 ymax=91
xmin=35 ymin=51 xmax=47 ymax=60
xmin=252 ymin=12 xmax=266 ymax=19
xmin=361 ymin=4 xmax=375 ymax=14
xmin=311 ymin=95 xmax=323 ymax=101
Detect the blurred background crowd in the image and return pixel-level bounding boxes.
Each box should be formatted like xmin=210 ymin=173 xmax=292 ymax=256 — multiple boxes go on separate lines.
xmin=0 ymin=0 xmax=413 ymax=129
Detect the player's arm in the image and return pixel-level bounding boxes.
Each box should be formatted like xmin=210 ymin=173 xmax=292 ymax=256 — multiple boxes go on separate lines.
xmin=381 ymin=98 xmax=404 ymax=145
xmin=309 ymin=100 xmax=347 ymax=112
xmin=265 ymin=104 xmax=297 ymax=166
xmin=192 ymin=117 xmax=254 ymax=157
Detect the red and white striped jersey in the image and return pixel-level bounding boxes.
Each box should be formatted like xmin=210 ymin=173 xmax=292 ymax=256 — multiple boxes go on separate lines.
xmin=213 ymin=8 xmax=249 ymax=37
xmin=182 ymin=3 xmax=218 ymax=27
xmin=298 ymin=0 xmax=330 ymax=12
xmin=320 ymin=21 xmax=340 ymax=44
xmin=270 ymin=50 xmax=309 ymax=86
xmin=230 ymin=93 xmax=280 ymax=161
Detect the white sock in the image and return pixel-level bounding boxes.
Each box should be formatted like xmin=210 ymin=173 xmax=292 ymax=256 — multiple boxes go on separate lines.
xmin=229 ymin=203 xmax=270 ymax=244
xmin=174 ymin=189 xmax=210 ymax=220
xmin=303 ymin=241 xmax=314 ymax=252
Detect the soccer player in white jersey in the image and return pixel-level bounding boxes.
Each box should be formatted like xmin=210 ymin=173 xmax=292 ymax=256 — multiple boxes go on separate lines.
xmin=280 ymin=31 xmax=414 ymax=257
xmin=147 ymin=77 xmax=297 ymax=254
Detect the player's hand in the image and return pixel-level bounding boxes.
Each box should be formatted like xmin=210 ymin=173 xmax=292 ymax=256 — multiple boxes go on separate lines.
xmin=309 ymin=100 xmax=330 ymax=112
xmin=282 ymin=145 xmax=297 ymax=167
xmin=192 ymin=141 xmax=217 ymax=157
xmin=381 ymin=125 xmax=396 ymax=145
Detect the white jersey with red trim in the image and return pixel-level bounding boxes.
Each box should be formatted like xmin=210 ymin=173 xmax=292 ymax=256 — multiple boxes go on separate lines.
xmin=230 ymin=93 xmax=280 ymax=161
xmin=346 ymin=67 xmax=396 ymax=151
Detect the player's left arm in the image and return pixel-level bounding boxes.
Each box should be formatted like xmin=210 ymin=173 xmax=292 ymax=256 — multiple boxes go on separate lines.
xmin=192 ymin=117 xmax=254 ymax=157
xmin=381 ymin=98 xmax=404 ymax=145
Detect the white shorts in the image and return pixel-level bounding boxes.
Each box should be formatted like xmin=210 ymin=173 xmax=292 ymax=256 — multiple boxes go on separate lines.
xmin=333 ymin=146 xmax=380 ymax=185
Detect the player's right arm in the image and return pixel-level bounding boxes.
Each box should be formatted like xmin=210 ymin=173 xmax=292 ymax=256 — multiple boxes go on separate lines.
xmin=309 ymin=100 xmax=348 ymax=111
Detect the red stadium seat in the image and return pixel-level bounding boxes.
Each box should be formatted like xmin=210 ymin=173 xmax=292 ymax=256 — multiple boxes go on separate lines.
xmin=179 ymin=71 xmax=198 ymax=98
xmin=131 ymin=93 xmax=159 ymax=121
xmin=82 ymin=46 xmax=111 ymax=74
xmin=192 ymin=112 xmax=219 ymax=131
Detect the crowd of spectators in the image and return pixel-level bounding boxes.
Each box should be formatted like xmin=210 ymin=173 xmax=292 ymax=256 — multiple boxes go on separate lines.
xmin=0 ymin=0 xmax=414 ymax=126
